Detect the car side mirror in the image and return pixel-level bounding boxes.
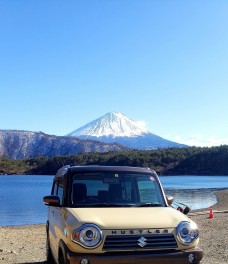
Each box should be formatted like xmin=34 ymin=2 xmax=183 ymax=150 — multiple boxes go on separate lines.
xmin=166 ymin=195 xmax=174 ymax=206
xmin=43 ymin=195 xmax=60 ymax=207
xmin=171 ymin=202 xmax=191 ymax=215
xmin=183 ymin=205 xmax=190 ymax=215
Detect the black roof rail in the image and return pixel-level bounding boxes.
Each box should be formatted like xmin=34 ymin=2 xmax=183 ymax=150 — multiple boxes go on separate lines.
xmin=53 ymin=165 xmax=157 ymax=181
xmin=56 ymin=165 xmax=71 ymax=178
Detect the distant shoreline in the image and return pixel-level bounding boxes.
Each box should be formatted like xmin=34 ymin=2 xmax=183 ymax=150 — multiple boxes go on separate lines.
xmin=0 ymin=173 xmax=228 ymax=177
xmin=212 ymin=189 xmax=228 ymax=211
xmin=0 ymin=173 xmax=54 ymax=176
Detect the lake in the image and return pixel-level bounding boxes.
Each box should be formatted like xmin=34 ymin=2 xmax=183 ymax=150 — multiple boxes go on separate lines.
xmin=0 ymin=175 xmax=228 ymax=226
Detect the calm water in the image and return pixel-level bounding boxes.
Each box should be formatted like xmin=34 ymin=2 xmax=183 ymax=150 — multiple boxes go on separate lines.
xmin=160 ymin=175 xmax=228 ymax=211
xmin=0 ymin=175 xmax=54 ymax=226
xmin=0 ymin=175 xmax=228 ymax=226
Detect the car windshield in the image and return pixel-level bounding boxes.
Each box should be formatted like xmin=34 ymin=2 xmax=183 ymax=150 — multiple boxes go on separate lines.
xmin=71 ymin=172 xmax=166 ymax=207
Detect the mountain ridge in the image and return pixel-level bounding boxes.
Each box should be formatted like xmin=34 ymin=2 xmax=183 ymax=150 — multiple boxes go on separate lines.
xmin=0 ymin=129 xmax=128 ymax=159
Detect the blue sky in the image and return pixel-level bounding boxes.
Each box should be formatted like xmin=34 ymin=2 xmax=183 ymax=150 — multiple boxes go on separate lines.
xmin=0 ymin=0 xmax=228 ymax=147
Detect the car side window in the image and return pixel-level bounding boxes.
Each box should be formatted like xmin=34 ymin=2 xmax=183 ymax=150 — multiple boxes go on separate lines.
xmin=52 ymin=181 xmax=58 ymax=195
xmin=57 ymin=181 xmax=64 ymax=205
xmin=51 ymin=181 xmax=64 ymax=205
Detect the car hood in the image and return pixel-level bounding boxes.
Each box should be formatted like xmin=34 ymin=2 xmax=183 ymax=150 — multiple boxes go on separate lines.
xmin=67 ymin=207 xmax=190 ymax=230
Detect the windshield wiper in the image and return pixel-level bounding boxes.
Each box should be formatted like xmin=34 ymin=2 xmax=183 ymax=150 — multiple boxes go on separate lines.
xmin=76 ymin=203 xmax=131 ymax=208
xmin=137 ymin=203 xmax=163 ymax=207
xmin=75 ymin=203 xmax=163 ymax=208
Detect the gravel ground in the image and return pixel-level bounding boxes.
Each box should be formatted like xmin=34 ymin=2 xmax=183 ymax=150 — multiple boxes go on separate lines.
xmin=0 ymin=224 xmax=46 ymax=264
xmin=0 ymin=189 xmax=227 ymax=264
xmin=189 ymin=189 xmax=228 ymax=264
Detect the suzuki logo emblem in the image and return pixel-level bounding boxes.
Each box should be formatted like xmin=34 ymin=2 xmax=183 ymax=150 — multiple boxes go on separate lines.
xmin=138 ymin=237 xmax=147 ymax=247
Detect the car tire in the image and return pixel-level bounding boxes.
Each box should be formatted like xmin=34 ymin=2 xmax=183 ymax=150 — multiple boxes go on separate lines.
xmin=46 ymin=230 xmax=55 ymax=263
xmin=58 ymin=247 xmax=70 ymax=264
xmin=59 ymin=254 xmax=65 ymax=264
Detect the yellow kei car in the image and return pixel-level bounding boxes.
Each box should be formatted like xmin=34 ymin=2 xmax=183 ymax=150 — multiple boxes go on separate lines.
xmin=43 ymin=165 xmax=203 ymax=264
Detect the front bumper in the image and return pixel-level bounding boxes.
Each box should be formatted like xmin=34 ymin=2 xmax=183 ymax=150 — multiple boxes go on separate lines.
xmin=67 ymin=247 xmax=203 ymax=264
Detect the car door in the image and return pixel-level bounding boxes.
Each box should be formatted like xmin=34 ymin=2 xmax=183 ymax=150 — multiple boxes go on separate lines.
xmin=49 ymin=180 xmax=64 ymax=262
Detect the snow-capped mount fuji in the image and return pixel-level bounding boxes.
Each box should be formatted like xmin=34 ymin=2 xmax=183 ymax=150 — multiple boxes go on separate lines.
xmin=67 ymin=112 xmax=187 ymax=150
xmin=69 ymin=112 xmax=149 ymax=138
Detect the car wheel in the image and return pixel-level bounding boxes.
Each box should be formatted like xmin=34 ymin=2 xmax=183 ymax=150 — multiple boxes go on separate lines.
xmin=59 ymin=249 xmax=70 ymax=264
xmin=59 ymin=254 xmax=65 ymax=264
xmin=46 ymin=231 xmax=55 ymax=263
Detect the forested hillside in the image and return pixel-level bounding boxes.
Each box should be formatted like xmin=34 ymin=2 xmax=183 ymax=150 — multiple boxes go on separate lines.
xmin=1 ymin=145 xmax=228 ymax=175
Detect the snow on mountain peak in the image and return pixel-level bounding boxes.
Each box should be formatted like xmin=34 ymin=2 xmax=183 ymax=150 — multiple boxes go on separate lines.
xmin=67 ymin=112 xmax=149 ymax=138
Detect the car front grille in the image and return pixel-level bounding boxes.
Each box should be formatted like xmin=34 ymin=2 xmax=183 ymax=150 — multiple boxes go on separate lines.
xmin=103 ymin=234 xmax=177 ymax=251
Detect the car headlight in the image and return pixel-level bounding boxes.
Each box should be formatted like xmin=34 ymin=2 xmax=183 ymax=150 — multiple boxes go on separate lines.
xmin=176 ymin=221 xmax=199 ymax=245
xmin=72 ymin=224 xmax=103 ymax=248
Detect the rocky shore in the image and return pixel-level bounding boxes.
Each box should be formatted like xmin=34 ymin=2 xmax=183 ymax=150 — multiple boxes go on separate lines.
xmin=0 ymin=190 xmax=227 ymax=264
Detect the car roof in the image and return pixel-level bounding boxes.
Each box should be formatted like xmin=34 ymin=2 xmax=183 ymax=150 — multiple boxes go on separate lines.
xmin=54 ymin=165 xmax=156 ymax=181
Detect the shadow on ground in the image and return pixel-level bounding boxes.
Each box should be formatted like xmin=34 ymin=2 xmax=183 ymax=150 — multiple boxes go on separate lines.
xmin=19 ymin=262 xmax=47 ymax=264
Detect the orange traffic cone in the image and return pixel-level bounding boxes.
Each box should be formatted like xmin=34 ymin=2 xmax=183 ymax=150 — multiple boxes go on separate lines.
xmin=209 ymin=206 xmax=214 ymax=219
